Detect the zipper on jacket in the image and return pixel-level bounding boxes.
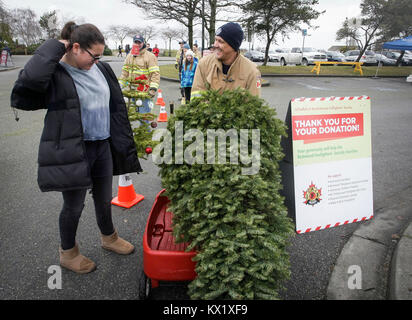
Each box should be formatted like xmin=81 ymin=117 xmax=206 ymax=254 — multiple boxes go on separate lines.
xmin=55 ymin=122 xmax=62 ymax=149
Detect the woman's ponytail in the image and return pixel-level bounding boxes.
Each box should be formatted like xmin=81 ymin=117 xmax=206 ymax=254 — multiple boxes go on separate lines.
xmin=60 ymin=21 xmax=104 ymax=49
xmin=60 ymin=21 xmax=77 ymax=41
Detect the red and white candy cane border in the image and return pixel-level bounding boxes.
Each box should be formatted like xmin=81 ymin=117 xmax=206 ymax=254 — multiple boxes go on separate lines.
xmin=292 ymin=96 xmax=370 ymax=102
xmin=292 ymin=95 xmax=372 ymax=232
xmin=296 ymin=215 xmax=374 ymax=234
xmin=291 ymin=95 xmax=373 ymax=233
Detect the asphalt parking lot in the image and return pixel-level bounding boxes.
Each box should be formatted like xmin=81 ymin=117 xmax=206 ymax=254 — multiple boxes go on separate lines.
xmin=0 ymin=56 xmax=411 ymax=300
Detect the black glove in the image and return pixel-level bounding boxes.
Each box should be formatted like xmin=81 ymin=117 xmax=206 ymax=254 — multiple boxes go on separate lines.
xmin=149 ymin=87 xmax=157 ymax=97
xmin=175 ymin=64 xmax=178 ymax=69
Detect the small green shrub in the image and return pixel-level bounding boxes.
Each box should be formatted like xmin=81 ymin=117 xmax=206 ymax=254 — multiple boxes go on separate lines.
xmin=103 ymin=46 xmax=112 ymax=56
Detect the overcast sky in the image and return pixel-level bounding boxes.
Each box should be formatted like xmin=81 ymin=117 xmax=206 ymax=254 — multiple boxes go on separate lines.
xmin=4 ymin=0 xmax=362 ymax=50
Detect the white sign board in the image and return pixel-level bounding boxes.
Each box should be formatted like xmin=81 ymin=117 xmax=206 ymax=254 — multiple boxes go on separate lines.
xmin=289 ymin=96 xmax=373 ymax=234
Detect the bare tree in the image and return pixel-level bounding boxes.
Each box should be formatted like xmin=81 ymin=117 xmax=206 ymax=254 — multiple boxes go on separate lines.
xmin=129 ymin=25 xmax=157 ymax=43
xmin=161 ymin=29 xmax=176 ymax=57
xmin=106 ymin=25 xmax=130 ymax=48
xmin=194 ymin=28 xmax=210 ymax=47
xmin=10 ymin=8 xmax=42 ymax=54
xmin=124 ymin=0 xmax=201 ymax=47
xmin=196 ymin=0 xmax=238 ymax=47
xmin=174 ymin=25 xmax=188 ymax=42
xmin=161 ymin=26 xmax=187 ymax=56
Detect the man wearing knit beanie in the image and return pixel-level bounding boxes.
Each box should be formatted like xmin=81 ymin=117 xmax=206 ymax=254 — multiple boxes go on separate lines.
xmin=191 ymin=22 xmax=261 ymax=99
xmin=215 ymin=22 xmax=244 ymax=59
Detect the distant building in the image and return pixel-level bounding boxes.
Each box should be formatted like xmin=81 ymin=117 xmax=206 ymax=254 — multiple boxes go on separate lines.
xmin=328 ymin=45 xmax=358 ymax=52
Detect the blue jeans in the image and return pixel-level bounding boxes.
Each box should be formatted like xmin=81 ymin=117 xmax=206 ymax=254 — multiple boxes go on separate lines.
xmin=136 ymin=98 xmax=153 ymax=114
xmin=135 ymin=98 xmax=153 ymax=129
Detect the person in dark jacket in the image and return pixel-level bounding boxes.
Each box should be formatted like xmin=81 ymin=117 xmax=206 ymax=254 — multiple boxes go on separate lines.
xmin=10 ymin=21 xmax=142 ymax=274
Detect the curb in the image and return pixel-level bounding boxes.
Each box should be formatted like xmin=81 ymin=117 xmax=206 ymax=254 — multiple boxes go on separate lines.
xmin=160 ymin=76 xmax=271 ymax=87
xmin=0 ymin=66 xmax=20 ymax=72
xmin=261 ymin=74 xmax=407 ymax=78
xmin=160 ymin=76 xmax=180 ymax=83
xmin=389 ymin=221 xmax=412 ymax=300
xmin=326 ymin=186 xmax=412 ymax=300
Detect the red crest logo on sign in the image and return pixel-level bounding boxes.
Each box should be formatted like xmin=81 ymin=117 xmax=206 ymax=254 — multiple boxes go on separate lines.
xmin=303 ymin=182 xmax=322 ymax=206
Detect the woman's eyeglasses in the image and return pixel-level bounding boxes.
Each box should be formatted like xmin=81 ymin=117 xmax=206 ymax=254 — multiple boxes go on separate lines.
xmin=84 ymin=48 xmax=103 ymax=61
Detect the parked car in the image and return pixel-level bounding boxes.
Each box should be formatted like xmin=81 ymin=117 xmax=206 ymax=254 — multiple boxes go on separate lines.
xmin=344 ymin=50 xmax=377 ymax=65
xmin=381 ymin=51 xmax=412 ymax=66
xmin=243 ymin=50 xmax=264 ymax=62
xmin=278 ymin=47 xmax=327 ymax=66
xmin=268 ymin=50 xmax=280 ymax=62
xmin=326 ymin=51 xmax=346 ymax=62
xmin=374 ymin=53 xmax=397 ymax=66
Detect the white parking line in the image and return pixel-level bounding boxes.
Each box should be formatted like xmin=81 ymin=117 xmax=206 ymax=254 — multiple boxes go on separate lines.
xmin=374 ymin=87 xmax=399 ymax=92
xmin=295 ymin=81 xmax=332 ymax=90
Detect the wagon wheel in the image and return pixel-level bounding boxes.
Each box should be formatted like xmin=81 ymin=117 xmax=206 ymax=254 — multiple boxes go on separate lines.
xmin=138 ymin=271 xmax=152 ymax=300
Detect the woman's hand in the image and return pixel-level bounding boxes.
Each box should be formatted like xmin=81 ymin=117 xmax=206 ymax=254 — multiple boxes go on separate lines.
xmin=59 ymin=40 xmax=70 ymax=50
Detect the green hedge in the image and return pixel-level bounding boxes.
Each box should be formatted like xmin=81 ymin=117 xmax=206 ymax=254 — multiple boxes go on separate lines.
xmin=104 ymin=46 xmax=112 ymax=56
xmin=11 ymin=43 xmax=42 ymax=55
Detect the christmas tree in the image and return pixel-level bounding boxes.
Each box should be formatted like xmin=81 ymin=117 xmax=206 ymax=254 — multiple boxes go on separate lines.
xmin=120 ymin=73 xmax=158 ymax=159
xmin=158 ymin=88 xmax=295 ymax=299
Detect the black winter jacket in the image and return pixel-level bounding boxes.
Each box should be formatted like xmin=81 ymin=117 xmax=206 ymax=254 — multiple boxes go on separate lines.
xmin=11 ymin=39 xmax=142 ymax=192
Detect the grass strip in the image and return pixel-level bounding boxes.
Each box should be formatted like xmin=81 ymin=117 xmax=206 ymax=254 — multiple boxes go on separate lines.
xmin=159 ymin=64 xmax=412 ymax=80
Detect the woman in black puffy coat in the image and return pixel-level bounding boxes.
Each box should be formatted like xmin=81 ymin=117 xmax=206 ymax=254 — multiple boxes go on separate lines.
xmin=11 ymin=22 xmax=142 ymax=274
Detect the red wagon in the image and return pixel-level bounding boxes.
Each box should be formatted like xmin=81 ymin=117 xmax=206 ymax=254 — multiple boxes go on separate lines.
xmin=139 ymin=189 xmax=197 ymax=299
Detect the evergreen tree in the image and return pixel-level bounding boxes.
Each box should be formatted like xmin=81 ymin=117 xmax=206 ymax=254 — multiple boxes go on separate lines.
xmin=158 ymin=88 xmax=295 ymax=299
xmin=121 ymin=72 xmax=158 ymax=159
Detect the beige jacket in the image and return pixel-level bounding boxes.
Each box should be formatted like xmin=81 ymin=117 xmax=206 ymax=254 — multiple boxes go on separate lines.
xmin=193 ymin=48 xmax=202 ymax=61
xmin=191 ymin=53 xmax=261 ymax=99
xmin=175 ymin=48 xmax=184 ymax=67
xmin=120 ymin=48 xmax=160 ymax=90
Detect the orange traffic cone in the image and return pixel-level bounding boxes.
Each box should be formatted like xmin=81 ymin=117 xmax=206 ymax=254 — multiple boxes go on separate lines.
xmin=155 ymin=89 xmax=165 ymax=106
xmin=157 ymin=101 xmax=168 ymax=122
xmin=111 ymin=174 xmax=144 ymax=208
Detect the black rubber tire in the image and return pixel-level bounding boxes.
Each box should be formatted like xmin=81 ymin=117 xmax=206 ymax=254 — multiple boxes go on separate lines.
xmin=138 ymin=271 xmax=151 ymax=300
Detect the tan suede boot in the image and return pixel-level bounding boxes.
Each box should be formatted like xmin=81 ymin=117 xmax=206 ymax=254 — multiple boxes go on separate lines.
xmin=59 ymin=243 xmax=96 ymax=274
xmin=101 ymin=230 xmax=135 ymax=255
